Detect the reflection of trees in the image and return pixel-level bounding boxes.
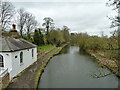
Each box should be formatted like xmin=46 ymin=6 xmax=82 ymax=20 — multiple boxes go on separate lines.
xmin=79 ymin=49 xmax=87 ymax=55
xmin=89 ymin=69 xmax=112 ymax=78
xmin=60 ymin=45 xmax=70 ymax=54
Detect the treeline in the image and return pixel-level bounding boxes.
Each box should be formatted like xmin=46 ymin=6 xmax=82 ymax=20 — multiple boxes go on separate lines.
xmin=1 ymin=2 xmax=70 ymax=46
xmin=70 ymin=31 xmax=118 ymax=60
xmin=33 ymin=25 xmax=70 ymax=46
xmin=70 ymin=31 xmax=119 ymax=77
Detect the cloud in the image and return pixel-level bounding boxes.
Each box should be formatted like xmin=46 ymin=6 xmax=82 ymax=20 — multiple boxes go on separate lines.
xmin=12 ymin=0 xmax=117 ymax=36
xmin=10 ymin=0 xmax=108 ymax=3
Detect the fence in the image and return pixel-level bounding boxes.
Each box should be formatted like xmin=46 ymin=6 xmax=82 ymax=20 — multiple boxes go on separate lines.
xmin=0 ymin=68 xmax=9 ymax=89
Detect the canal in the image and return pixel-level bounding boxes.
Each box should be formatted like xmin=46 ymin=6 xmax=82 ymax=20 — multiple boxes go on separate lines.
xmin=38 ymin=46 xmax=118 ymax=88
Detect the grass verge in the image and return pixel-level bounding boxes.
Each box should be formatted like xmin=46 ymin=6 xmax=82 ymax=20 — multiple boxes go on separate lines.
xmin=35 ymin=43 xmax=68 ymax=89
xmin=37 ymin=45 xmax=55 ymax=51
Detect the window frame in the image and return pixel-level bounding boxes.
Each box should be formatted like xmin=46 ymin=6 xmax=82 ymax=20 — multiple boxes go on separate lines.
xmin=20 ymin=52 xmax=23 ymax=64
xmin=0 ymin=54 xmax=4 ymax=67
xmin=32 ymin=49 xmax=34 ymax=58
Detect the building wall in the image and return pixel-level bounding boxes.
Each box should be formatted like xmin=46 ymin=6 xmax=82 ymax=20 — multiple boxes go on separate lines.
xmin=0 ymin=52 xmax=12 ymax=79
xmin=0 ymin=47 xmax=37 ymax=80
xmin=11 ymin=47 xmax=37 ymax=78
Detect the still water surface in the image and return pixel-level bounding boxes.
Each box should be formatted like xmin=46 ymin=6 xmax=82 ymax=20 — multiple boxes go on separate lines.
xmin=38 ymin=46 xmax=118 ymax=88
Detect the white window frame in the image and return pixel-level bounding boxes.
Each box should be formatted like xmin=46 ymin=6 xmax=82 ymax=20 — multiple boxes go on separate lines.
xmin=0 ymin=54 xmax=4 ymax=67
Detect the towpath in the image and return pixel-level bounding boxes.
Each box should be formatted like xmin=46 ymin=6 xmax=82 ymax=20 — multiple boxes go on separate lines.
xmin=7 ymin=47 xmax=59 ymax=89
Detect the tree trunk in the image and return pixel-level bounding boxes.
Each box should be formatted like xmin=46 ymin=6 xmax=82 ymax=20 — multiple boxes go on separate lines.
xmin=20 ymin=28 xmax=23 ymax=37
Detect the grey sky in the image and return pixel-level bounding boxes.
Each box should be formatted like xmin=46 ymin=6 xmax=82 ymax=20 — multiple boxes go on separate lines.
xmin=11 ymin=0 xmax=117 ymax=36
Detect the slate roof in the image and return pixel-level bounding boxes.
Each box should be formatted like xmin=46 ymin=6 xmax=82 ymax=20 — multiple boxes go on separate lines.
xmin=0 ymin=37 xmax=37 ymax=52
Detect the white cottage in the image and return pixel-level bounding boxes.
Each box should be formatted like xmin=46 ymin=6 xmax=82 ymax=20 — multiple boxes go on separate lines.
xmin=0 ymin=25 xmax=37 ymax=80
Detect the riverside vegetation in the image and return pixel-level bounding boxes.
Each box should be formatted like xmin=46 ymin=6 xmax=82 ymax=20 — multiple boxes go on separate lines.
xmin=70 ymin=31 xmax=119 ymax=77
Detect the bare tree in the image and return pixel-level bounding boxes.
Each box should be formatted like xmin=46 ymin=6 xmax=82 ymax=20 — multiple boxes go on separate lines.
xmin=42 ymin=17 xmax=54 ymax=35
xmin=42 ymin=17 xmax=54 ymax=44
xmin=107 ymin=0 xmax=120 ymax=61
xmin=50 ymin=23 xmax=55 ymax=31
xmin=107 ymin=0 xmax=120 ymax=9
xmin=107 ymin=0 xmax=120 ymax=27
xmin=62 ymin=26 xmax=70 ymax=42
xmin=17 ymin=8 xmax=27 ymax=37
xmin=0 ymin=2 xmax=15 ymax=31
xmin=25 ymin=12 xmax=37 ymax=39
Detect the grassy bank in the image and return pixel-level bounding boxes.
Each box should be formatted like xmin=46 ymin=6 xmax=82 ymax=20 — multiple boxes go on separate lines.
xmin=35 ymin=43 xmax=68 ymax=89
xmin=86 ymin=50 xmax=119 ymax=77
xmin=37 ymin=45 xmax=55 ymax=51
xmin=54 ymin=43 xmax=68 ymax=55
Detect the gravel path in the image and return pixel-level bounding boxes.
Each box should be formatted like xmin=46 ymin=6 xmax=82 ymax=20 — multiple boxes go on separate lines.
xmin=6 ymin=48 xmax=59 ymax=89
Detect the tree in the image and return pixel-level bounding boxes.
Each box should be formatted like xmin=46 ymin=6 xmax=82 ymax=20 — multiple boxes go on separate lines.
xmin=42 ymin=17 xmax=54 ymax=35
xmin=42 ymin=17 xmax=54 ymax=44
xmin=33 ymin=29 xmax=40 ymax=45
xmin=77 ymin=33 xmax=88 ymax=50
xmin=25 ymin=13 xmax=37 ymax=39
xmin=17 ymin=8 xmax=27 ymax=37
xmin=62 ymin=26 xmax=70 ymax=42
xmin=49 ymin=30 xmax=65 ymax=45
xmin=107 ymin=0 xmax=120 ymax=9
xmin=107 ymin=0 xmax=120 ymax=27
xmin=107 ymin=0 xmax=120 ymax=59
xmin=50 ymin=23 xmax=55 ymax=31
xmin=1 ymin=2 xmax=15 ymax=31
xmin=38 ymin=28 xmax=44 ymax=45
xmin=33 ymin=29 xmax=44 ymax=46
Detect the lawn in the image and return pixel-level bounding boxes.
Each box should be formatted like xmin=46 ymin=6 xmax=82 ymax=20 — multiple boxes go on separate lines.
xmin=37 ymin=45 xmax=55 ymax=51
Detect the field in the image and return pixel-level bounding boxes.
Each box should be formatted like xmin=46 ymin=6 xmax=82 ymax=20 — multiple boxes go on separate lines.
xmin=37 ymin=45 xmax=55 ymax=51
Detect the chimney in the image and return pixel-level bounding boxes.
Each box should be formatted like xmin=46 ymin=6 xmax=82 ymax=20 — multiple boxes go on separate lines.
xmin=12 ymin=24 xmax=16 ymax=29
xmin=9 ymin=24 xmax=19 ymax=38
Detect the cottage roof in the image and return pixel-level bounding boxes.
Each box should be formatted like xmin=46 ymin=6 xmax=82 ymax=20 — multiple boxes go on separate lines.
xmin=0 ymin=37 xmax=37 ymax=52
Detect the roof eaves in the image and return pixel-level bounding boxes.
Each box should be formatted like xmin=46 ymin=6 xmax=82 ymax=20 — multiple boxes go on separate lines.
xmin=20 ymin=38 xmax=37 ymax=47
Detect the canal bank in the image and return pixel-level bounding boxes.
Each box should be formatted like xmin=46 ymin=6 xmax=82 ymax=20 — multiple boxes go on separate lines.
xmin=6 ymin=44 xmax=68 ymax=89
xmin=85 ymin=50 xmax=120 ymax=78
xmin=35 ymin=43 xmax=68 ymax=89
xmin=38 ymin=46 xmax=119 ymax=88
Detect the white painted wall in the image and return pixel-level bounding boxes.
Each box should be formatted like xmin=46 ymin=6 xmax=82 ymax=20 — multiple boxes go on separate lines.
xmin=0 ymin=47 xmax=37 ymax=80
xmin=11 ymin=47 xmax=37 ymax=78
xmin=0 ymin=52 xmax=12 ymax=79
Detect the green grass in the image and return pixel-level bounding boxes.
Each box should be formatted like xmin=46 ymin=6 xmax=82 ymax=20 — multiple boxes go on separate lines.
xmin=35 ymin=43 xmax=68 ymax=89
xmin=37 ymin=45 xmax=54 ymax=51
xmin=34 ymin=52 xmax=54 ymax=89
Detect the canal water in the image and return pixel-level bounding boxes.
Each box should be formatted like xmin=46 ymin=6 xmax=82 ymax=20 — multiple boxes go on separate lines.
xmin=38 ymin=46 xmax=119 ymax=88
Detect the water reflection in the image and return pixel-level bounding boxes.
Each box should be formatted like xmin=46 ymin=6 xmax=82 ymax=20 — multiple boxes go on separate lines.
xmin=60 ymin=45 xmax=70 ymax=54
xmin=79 ymin=49 xmax=113 ymax=78
xmin=89 ymin=68 xmax=112 ymax=78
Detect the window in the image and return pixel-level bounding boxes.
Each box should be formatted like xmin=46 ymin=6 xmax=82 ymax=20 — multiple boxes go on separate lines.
xmin=0 ymin=54 xmax=4 ymax=67
xmin=20 ymin=52 xmax=23 ymax=63
xmin=32 ymin=49 xmax=34 ymax=58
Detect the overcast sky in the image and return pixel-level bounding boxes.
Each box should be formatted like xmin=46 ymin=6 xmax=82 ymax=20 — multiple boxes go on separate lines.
xmin=11 ymin=0 xmax=117 ymax=36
